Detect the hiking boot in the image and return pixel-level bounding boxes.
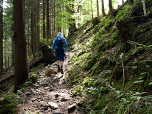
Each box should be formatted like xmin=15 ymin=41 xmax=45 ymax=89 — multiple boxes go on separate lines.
xmin=61 ymin=68 xmax=64 ymax=74
xmin=57 ymin=65 xmax=60 ymax=72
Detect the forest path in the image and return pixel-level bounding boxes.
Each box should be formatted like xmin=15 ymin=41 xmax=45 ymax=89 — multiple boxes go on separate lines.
xmin=17 ymin=52 xmax=84 ymax=114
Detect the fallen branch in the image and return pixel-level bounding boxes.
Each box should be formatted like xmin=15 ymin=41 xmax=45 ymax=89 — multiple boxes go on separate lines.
xmin=127 ymin=40 xmax=147 ymax=47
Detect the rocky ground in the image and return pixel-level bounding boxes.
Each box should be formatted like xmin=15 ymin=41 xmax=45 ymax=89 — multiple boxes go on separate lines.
xmin=17 ymin=52 xmax=85 ymax=114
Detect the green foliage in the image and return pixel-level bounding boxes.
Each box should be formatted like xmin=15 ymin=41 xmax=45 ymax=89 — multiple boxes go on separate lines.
xmin=0 ymin=94 xmax=17 ymax=114
xmin=19 ymin=80 xmax=32 ymax=91
xmin=37 ymin=19 xmax=47 ymax=26
xmin=4 ymin=0 xmax=14 ymax=37
xmin=115 ymin=4 xmax=132 ymax=21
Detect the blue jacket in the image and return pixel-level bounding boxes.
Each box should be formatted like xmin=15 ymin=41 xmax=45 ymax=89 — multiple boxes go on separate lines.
xmin=52 ymin=37 xmax=67 ymax=53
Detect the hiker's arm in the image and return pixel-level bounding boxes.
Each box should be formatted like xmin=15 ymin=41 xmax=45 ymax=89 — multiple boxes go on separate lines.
xmin=64 ymin=38 xmax=67 ymax=52
xmin=52 ymin=38 xmax=56 ymax=53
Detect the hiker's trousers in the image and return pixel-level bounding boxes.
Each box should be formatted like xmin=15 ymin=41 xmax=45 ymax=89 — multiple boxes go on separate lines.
xmin=55 ymin=47 xmax=64 ymax=61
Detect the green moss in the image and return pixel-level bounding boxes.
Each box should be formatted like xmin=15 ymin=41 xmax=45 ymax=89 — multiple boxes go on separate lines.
xmin=84 ymin=54 xmax=98 ymax=71
xmin=29 ymin=72 xmax=38 ymax=83
xmin=0 ymin=94 xmax=17 ymax=114
xmin=116 ymin=4 xmax=132 ymax=21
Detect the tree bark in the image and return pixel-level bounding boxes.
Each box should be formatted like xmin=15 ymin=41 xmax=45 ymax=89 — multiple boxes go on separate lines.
xmin=122 ymin=0 xmax=124 ymax=4
xmin=53 ymin=0 xmax=56 ymax=38
xmin=43 ymin=0 xmax=46 ymax=39
xmin=109 ymin=0 xmax=113 ymax=14
xmin=0 ymin=0 xmax=3 ymax=77
xmin=142 ymin=0 xmax=146 ymax=16
xmin=66 ymin=0 xmax=76 ymax=34
xmin=97 ymin=0 xmax=99 ymax=19
xmin=46 ymin=0 xmax=50 ymax=40
xmin=13 ymin=0 xmax=29 ymax=93
xmin=91 ymin=0 xmax=93 ymax=19
xmin=101 ymin=0 xmax=106 ymax=17
xmin=37 ymin=0 xmax=40 ymax=49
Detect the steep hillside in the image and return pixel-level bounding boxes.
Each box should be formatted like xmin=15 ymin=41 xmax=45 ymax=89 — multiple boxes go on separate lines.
xmin=67 ymin=1 xmax=152 ymax=113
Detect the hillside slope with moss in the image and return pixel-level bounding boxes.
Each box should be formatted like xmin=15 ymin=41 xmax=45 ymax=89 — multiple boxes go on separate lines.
xmin=66 ymin=1 xmax=152 ymax=113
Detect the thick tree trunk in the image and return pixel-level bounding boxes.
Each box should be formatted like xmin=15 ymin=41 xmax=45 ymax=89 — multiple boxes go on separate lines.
xmin=0 ymin=0 xmax=3 ymax=77
xmin=13 ymin=0 xmax=29 ymax=93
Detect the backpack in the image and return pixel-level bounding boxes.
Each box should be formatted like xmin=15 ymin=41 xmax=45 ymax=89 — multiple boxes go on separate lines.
xmin=55 ymin=37 xmax=64 ymax=47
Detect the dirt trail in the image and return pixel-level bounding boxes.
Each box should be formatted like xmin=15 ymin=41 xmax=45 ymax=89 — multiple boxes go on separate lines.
xmin=17 ymin=52 xmax=84 ymax=114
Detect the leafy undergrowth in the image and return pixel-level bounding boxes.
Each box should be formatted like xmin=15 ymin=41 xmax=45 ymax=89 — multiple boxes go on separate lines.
xmin=0 ymin=63 xmax=45 ymax=114
xmin=67 ymin=1 xmax=152 ymax=113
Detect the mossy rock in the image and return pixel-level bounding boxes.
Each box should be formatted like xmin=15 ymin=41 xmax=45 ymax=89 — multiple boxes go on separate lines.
xmin=29 ymin=73 xmax=38 ymax=83
xmin=39 ymin=42 xmax=56 ymax=65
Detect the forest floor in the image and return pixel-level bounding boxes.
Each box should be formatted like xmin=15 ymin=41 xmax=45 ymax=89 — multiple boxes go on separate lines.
xmin=17 ymin=52 xmax=85 ymax=114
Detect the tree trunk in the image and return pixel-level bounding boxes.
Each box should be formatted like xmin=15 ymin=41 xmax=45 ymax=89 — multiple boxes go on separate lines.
xmin=43 ymin=0 xmax=46 ymax=39
xmin=91 ymin=0 xmax=93 ymax=19
xmin=13 ymin=0 xmax=29 ymax=93
xmin=4 ymin=36 xmax=7 ymax=69
xmin=122 ymin=0 xmax=124 ymax=4
xmin=109 ymin=0 xmax=113 ymax=14
xmin=31 ymin=8 xmax=34 ymax=57
xmin=66 ymin=0 xmax=76 ymax=34
xmin=53 ymin=0 xmax=56 ymax=38
xmin=142 ymin=0 xmax=146 ymax=16
xmin=0 ymin=0 xmax=3 ymax=77
xmin=101 ymin=0 xmax=106 ymax=17
xmin=97 ymin=0 xmax=99 ymax=19
xmin=46 ymin=0 xmax=50 ymax=40
xmin=33 ymin=0 xmax=37 ymax=58
xmin=37 ymin=0 xmax=40 ymax=49
xmin=57 ymin=2 xmax=61 ymax=32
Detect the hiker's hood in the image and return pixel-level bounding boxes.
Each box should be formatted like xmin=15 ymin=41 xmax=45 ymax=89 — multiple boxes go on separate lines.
xmin=57 ymin=32 xmax=62 ymax=37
